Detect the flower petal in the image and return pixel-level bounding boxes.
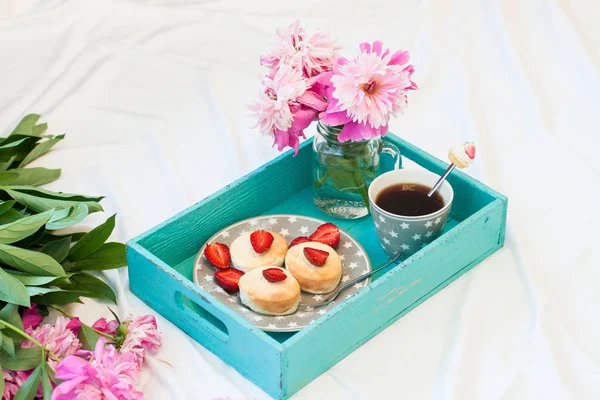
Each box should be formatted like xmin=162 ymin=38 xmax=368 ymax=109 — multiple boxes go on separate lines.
xmin=389 ymin=50 xmax=410 ymax=66
xmin=291 ymin=108 xmax=316 ymax=131
xmin=338 ymin=122 xmax=364 ymax=142
xmin=359 ymin=42 xmax=371 ymax=54
xmin=321 ymin=111 xmax=351 ymax=126
xmin=372 ymin=41 xmax=383 ymax=56
xmin=297 ymin=91 xmax=328 ymax=111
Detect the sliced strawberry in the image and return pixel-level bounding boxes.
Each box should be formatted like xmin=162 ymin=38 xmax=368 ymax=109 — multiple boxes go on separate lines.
xmin=464 ymin=142 xmax=476 ymax=159
xmin=250 ymin=230 xmax=274 ymax=254
xmin=303 ymin=247 xmax=329 ymax=267
xmin=262 ymin=268 xmax=287 ymax=282
xmin=289 ymin=236 xmax=310 ymax=247
xmin=308 ymin=222 xmax=340 ymax=249
xmin=204 ymin=243 xmax=230 ymax=269
xmin=214 ymin=268 xmax=244 ymax=293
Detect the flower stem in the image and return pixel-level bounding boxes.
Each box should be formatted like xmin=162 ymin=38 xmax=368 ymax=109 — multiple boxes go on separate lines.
xmin=50 ymin=305 xmax=117 ymax=340
xmin=0 ymin=318 xmax=61 ymax=363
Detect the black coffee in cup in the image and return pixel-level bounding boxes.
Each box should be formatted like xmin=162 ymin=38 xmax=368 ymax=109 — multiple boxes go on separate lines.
xmin=375 ymin=183 xmax=444 ymax=216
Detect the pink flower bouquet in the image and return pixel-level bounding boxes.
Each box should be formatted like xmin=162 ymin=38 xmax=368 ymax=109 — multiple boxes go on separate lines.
xmin=250 ymin=21 xmax=417 ymax=155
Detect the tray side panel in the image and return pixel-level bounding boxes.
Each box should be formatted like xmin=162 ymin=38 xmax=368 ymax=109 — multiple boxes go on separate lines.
xmin=281 ymin=198 xmax=506 ymax=398
xmin=127 ymin=246 xmax=284 ymax=398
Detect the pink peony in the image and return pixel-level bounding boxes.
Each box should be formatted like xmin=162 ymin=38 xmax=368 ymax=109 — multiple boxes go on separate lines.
xmin=261 ymin=21 xmax=340 ymax=77
xmin=52 ymin=338 xmax=142 ymax=400
xmin=21 ymin=316 xmax=82 ymax=370
xmin=21 ymin=304 xmax=43 ymax=330
xmin=249 ymin=63 xmax=324 ymax=154
xmin=322 ymin=41 xmax=417 ymax=142
xmin=120 ymin=315 xmax=162 ymax=368
xmin=2 ymin=369 xmax=24 ymax=400
xmin=91 ymin=318 xmax=119 ymax=335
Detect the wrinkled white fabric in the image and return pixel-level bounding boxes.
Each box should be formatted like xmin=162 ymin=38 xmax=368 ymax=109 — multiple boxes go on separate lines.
xmin=1 ymin=0 xmax=599 ymax=399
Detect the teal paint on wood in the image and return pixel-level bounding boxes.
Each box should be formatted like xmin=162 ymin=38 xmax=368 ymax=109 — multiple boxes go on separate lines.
xmin=127 ymin=133 xmax=508 ymax=399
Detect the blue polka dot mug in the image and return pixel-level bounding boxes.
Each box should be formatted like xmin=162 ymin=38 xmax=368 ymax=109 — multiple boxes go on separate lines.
xmin=368 ymin=168 xmax=454 ymax=257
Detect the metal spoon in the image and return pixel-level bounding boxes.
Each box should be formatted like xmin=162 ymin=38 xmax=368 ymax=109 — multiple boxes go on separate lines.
xmin=299 ymin=253 xmax=402 ymax=308
xmin=427 ymin=163 xmax=455 ymax=197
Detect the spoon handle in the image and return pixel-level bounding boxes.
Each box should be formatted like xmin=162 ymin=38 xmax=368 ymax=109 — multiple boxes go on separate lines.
xmin=300 ymin=253 xmax=402 ymax=308
xmin=427 ymin=163 xmax=455 ymax=197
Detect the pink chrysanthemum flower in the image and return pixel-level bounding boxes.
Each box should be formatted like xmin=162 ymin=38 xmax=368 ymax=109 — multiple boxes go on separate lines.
xmin=52 ymin=338 xmax=142 ymax=400
xmin=21 ymin=316 xmax=82 ymax=370
xmin=261 ymin=21 xmax=340 ymax=77
xmin=120 ymin=314 xmax=162 ymax=368
xmin=2 ymin=369 xmax=24 ymax=400
xmin=322 ymin=41 xmax=417 ymax=142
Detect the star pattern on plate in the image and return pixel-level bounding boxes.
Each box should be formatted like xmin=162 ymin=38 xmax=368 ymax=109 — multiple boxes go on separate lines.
xmin=400 ymin=222 xmax=410 ymax=230
xmin=434 ymin=217 xmax=442 ymax=225
xmin=401 ymin=243 xmax=410 ymax=250
xmin=425 ymin=231 xmax=433 ymax=238
xmin=383 ymin=238 xmax=391 ymax=245
xmin=194 ymin=215 xmax=372 ymax=332
xmin=412 ymin=233 xmax=422 ymax=241
xmin=424 ymin=220 xmax=433 ymax=228
xmin=374 ymin=221 xmax=380 ymax=228
xmin=378 ymin=215 xmax=386 ymax=223
xmin=389 ymin=230 xmax=398 ymax=238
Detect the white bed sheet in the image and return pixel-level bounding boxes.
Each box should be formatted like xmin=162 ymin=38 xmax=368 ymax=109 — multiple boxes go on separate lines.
xmin=1 ymin=0 xmax=599 ymax=398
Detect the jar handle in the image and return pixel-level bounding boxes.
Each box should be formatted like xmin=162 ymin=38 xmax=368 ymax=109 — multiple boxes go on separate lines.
xmin=379 ymin=140 xmax=402 ymax=170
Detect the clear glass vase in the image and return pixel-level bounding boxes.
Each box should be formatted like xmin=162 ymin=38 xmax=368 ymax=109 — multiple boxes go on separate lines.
xmin=312 ymin=122 xmax=402 ymax=219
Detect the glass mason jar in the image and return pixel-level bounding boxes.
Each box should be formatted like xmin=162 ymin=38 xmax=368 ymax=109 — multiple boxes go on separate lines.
xmin=312 ymin=121 xmax=402 ymax=219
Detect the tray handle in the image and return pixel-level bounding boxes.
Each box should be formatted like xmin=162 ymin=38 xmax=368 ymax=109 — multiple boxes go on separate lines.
xmin=174 ymin=289 xmax=229 ymax=343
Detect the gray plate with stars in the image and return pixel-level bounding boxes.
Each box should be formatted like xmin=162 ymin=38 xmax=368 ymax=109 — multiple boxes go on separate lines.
xmin=193 ymin=215 xmax=372 ymax=332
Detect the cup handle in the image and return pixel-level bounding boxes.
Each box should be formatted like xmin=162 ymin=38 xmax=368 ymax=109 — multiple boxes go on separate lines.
xmin=379 ymin=140 xmax=402 ymax=171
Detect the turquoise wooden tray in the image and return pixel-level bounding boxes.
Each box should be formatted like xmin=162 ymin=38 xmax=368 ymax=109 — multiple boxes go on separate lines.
xmin=127 ymin=134 xmax=507 ymax=399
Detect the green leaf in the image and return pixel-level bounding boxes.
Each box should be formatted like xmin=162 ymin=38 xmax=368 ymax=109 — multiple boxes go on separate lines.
xmin=26 ymin=287 xmax=63 ymax=297
xmin=40 ymin=236 xmax=71 ymax=262
xmin=0 ymin=348 xmax=42 ymax=371
xmin=0 ymin=303 xmax=24 ymax=339
xmin=0 ymin=209 xmax=54 ymax=244
xmin=78 ymin=324 xmax=101 ymax=350
xmin=0 ymin=200 xmax=15 ymax=216
xmin=31 ymin=123 xmax=48 ymax=137
xmin=0 ymin=209 xmax=26 ymax=225
xmin=14 ymin=225 xmax=46 ymax=249
xmin=0 ymin=244 xmax=65 ymax=276
xmin=4 ymin=188 xmax=103 ymax=214
xmin=108 ymin=306 xmax=121 ymax=324
xmin=0 ymin=267 xmax=30 ymax=307
xmin=0 ymin=156 xmax=16 ymax=172
xmin=31 ymin=290 xmax=86 ymax=305
xmin=46 ymin=203 xmax=87 ymax=230
xmin=68 ymin=214 xmax=115 ymax=261
xmin=14 ymin=362 xmax=42 ymax=400
xmin=68 ymin=242 xmax=126 ymax=271
xmin=37 ymin=231 xmax=86 ymax=246
xmin=1 ymin=335 xmax=15 ymax=358
xmin=19 ymin=134 xmax=65 ymax=168
xmin=7 ymin=272 xmax=60 ymax=286
xmin=59 ymin=272 xmax=116 ymax=303
xmin=41 ymin=360 xmax=52 ymax=400
xmin=9 ymin=114 xmax=40 ymax=136
xmin=0 ymin=168 xmax=61 ymax=187
xmin=5 ymin=186 xmax=104 ymax=203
